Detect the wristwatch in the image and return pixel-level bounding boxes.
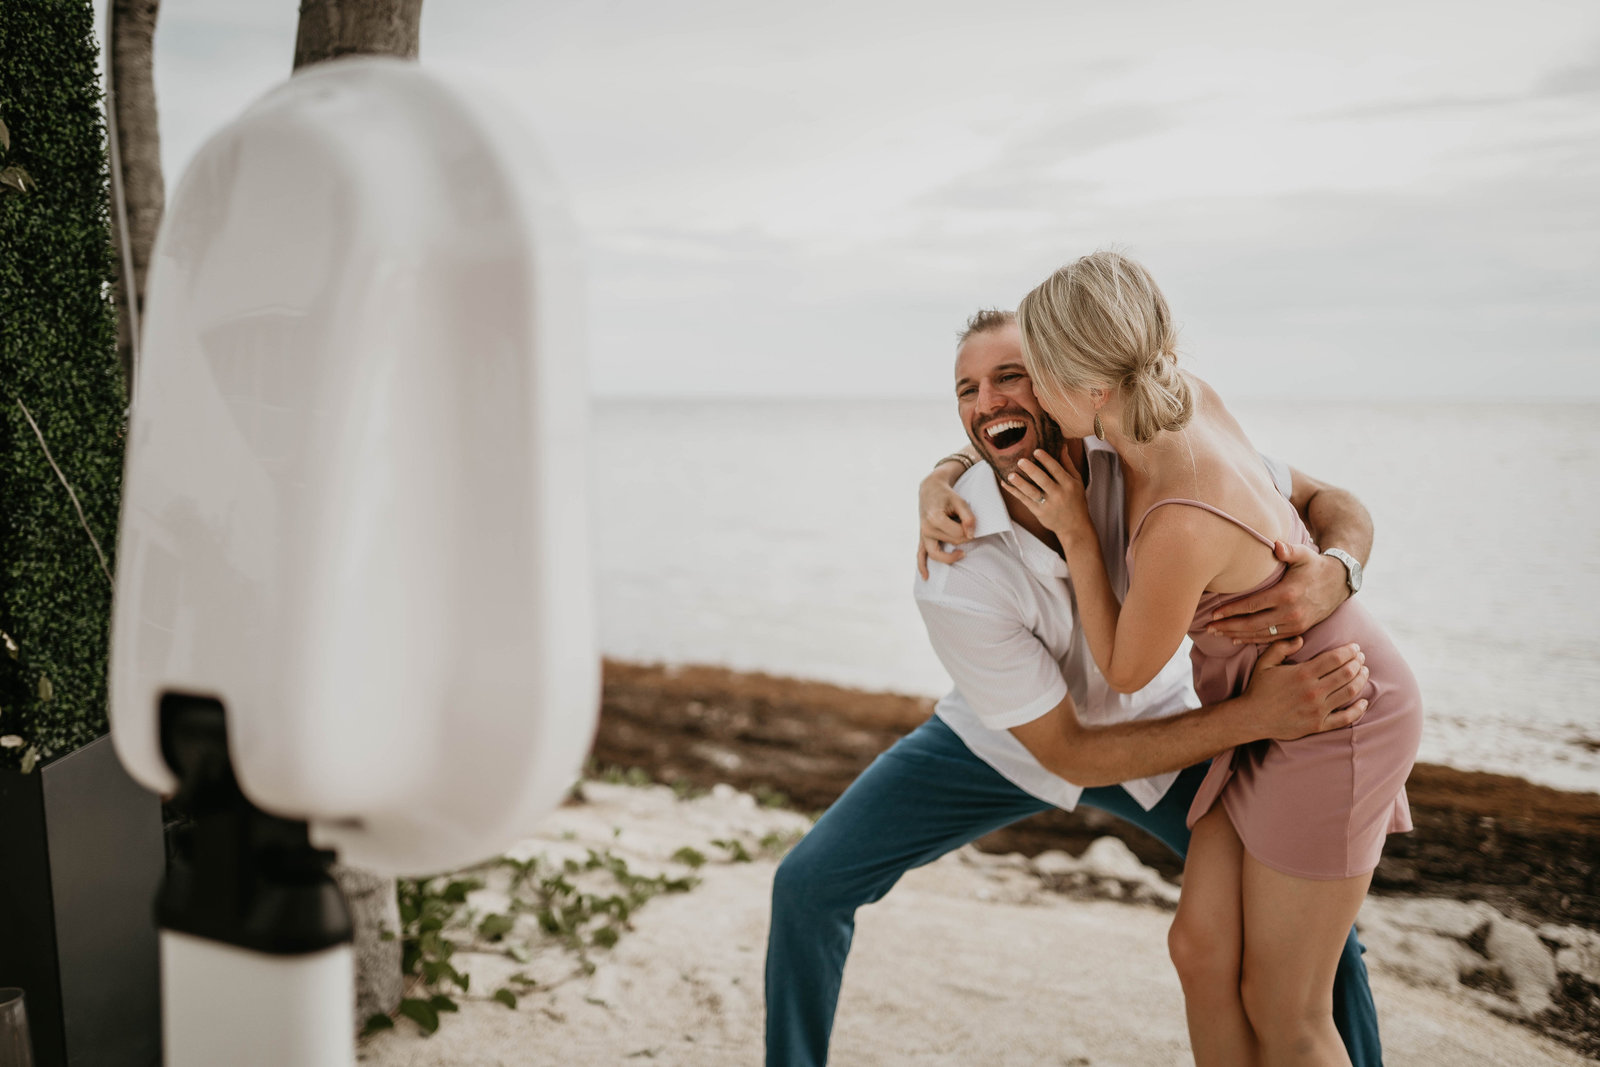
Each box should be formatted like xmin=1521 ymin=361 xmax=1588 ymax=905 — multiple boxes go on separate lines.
xmin=1323 ymin=547 xmax=1363 ymax=595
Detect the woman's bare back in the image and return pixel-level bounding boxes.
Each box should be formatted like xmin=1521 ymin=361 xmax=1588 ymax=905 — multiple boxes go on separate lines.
xmin=1122 ymin=375 xmax=1302 ymax=597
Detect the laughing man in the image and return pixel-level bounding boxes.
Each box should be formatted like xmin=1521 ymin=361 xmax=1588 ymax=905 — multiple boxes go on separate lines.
xmin=763 ymin=309 xmax=1384 ymax=1066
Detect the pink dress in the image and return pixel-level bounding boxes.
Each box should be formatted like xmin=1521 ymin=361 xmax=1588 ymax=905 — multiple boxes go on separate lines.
xmin=1127 ymin=499 xmax=1424 ymax=880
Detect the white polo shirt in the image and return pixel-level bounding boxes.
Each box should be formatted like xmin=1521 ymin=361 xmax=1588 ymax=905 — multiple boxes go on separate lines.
xmin=913 ymin=439 xmax=1292 ymax=812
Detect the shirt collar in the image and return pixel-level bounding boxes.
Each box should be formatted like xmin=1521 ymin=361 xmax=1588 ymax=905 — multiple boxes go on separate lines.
xmin=954 ymin=443 xmax=1124 ymax=580
xmin=955 ymin=461 xmax=1067 ymax=578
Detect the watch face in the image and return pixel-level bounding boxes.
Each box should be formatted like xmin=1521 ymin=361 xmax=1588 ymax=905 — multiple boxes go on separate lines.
xmin=1328 ymin=548 xmax=1361 ymax=592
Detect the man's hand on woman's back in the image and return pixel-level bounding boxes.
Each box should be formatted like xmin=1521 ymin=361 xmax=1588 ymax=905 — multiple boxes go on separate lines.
xmin=1205 ymin=541 xmax=1351 ymax=644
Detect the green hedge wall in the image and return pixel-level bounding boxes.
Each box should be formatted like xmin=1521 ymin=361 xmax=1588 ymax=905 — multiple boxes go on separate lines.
xmin=0 ymin=0 xmax=126 ymax=768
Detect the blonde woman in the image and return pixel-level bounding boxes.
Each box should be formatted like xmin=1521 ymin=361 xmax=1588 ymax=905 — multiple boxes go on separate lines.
xmin=923 ymin=253 xmax=1421 ymax=1066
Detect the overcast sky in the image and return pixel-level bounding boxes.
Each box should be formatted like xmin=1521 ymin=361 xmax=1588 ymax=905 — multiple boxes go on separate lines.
xmin=101 ymin=0 xmax=1599 ymax=399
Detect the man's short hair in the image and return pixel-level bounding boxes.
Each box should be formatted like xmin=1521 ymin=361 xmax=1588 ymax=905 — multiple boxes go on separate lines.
xmin=958 ymin=308 xmax=1017 ymax=347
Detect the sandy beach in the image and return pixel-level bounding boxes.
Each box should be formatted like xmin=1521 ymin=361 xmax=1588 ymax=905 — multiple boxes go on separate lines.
xmin=356 ymin=661 xmax=1599 ymax=1064
xmin=357 ymin=778 xmax=1595 ymax=1065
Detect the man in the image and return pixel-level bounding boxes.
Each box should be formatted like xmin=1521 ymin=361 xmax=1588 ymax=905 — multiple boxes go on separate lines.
xmin=764 ymin=309 xmax=1382 ymax=1066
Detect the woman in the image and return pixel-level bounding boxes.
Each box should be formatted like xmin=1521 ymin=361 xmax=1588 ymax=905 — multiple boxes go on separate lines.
xmin=924 ymin=252 xmax=1421 ymax=1066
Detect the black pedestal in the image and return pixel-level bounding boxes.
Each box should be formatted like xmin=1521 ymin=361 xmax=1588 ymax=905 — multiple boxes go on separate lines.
xmin=0 ymin=734 xmax=163 ymax=1067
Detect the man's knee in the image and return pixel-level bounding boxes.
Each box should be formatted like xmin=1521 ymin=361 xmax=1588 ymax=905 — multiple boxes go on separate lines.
xmin=771 ymin=826 xmax=895 ymax=919
xmin=772 ymin=835 xmax=847 ymax=915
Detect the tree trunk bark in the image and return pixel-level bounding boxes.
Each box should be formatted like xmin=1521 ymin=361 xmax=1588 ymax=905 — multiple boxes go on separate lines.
xmin=293 ymin=0 xmax=424 ymax=71
xmin=292 ymin=0 xmax=423 ymax=1033
xmin=331 ymin=864 xmax=404 ymax=1030
xmin=107 ymin=0 xmax=165 ymax=392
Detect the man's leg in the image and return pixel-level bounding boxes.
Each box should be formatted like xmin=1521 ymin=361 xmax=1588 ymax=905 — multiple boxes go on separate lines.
xmin=765 ymin=716 xmax=1051 ymax=1067
xmin=1080 ymin=767 xmax=1383 ymax=1067
xmin=1331 ymin=904 xmax=1383 ymax=1066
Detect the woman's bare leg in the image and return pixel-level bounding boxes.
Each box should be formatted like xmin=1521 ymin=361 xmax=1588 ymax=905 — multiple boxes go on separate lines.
xmin=1239 ymin=856 xmax=1372 ymax=1067
xmin=1169 ymin=808 xmax=1255 ymax=1067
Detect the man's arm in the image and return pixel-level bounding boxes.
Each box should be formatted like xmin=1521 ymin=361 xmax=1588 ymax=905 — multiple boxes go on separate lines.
xmin=917 ymin=445 xmax=979 ymax=578
xmin=1291 ymin=465 xmax=1373 ymax=564
xmin=1009 ymin=638 xmax=1370 ymax=788
xmin=1206 ymin=465 xmax=1374 ymax=644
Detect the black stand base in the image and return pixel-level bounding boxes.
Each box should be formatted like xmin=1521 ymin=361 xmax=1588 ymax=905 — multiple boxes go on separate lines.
xmin=157 ymin=694 xmax=352 ymax=954
xmin=0 ymin=735 xmax=163 ymax=1067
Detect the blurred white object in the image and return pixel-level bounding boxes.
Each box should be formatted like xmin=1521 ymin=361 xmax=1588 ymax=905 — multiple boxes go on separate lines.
xmin=161 ymin=935 xmax=350 ymax=1066
xmin=109 ymin=56 xmax=598 ymax=877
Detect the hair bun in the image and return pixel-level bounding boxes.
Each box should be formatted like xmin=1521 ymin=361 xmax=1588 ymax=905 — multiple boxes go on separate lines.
xmin=1123 ymin=351 xmax=1192 ymax=444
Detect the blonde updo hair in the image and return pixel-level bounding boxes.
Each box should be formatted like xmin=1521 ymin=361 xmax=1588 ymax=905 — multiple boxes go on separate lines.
xmin=1017 ymin=250 xmax=1194 ymax=445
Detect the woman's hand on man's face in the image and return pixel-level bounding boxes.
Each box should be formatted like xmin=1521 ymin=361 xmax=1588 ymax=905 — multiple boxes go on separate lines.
xmin=1002 ymin=449 xmax=1092 ymax=541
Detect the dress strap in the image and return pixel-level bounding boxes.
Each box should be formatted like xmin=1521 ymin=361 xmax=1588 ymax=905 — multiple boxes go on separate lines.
xmin=1127 ymin=498 xmax=1278 ymax=551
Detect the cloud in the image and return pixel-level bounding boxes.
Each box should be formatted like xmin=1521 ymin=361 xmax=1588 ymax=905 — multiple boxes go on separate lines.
xmin=1537 ymin=46 xmax=1600 ymax=96
xmin=120 ymin=0 xmax=1600 ymax=399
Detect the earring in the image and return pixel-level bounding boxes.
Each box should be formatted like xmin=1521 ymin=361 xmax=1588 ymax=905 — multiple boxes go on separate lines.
xmin=1093 ymin=412 xmax=1105 ymax=440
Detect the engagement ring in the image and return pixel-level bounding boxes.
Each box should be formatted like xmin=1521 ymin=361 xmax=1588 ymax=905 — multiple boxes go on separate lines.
xmin=1268 ymin=625 xmax=1278 ymax=636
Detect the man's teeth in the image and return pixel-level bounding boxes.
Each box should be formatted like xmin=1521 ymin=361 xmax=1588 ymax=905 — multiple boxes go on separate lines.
xmin=985 ymin=420 xmax=1025 ymax=438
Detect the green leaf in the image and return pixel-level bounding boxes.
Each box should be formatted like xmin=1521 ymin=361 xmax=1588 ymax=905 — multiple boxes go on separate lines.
xmin=429 ymin=994 xmax=459 ymax=1013
xmin=591 ymin=924 xmax=620 ymax=949
xmin=37 ymin=676 xmax=53 ymax=701
xmin=1 ymin=630 xmax=16 ymax=659
xmin=492 ymin=988 xmax=518 ymax=1010
xmin=397 ymin=998 xmax=440 ymax=1035
xmin=670 ymin=846 xmax=707 ymax=869
xmin=711 ymin=838 xmax=753 ymax=863
xmin=478 ymin=913 xmax=515 ymax=941
xmin=505 ymin=942 xmax=531 ymax=963
xmin=20 ymin=747 xmax=39 ymax=775
xmin=359 ymin=1013 xmax=394 ymax=1037
xmin=440 ymin=878 xmax=480 ymax=903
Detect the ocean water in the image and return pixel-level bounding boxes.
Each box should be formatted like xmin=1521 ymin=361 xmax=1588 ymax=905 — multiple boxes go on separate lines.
xmin=591 ymin=398 xmax=1600 ymax=795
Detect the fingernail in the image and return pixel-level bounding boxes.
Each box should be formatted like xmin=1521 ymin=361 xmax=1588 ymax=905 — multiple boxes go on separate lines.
xmin=1007 ymin=473 xmax=1017 ymax=481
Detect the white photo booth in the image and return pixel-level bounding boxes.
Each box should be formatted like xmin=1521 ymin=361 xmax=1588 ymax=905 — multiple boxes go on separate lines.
xmin=107 ymin=59 xmax=598 ymax=1067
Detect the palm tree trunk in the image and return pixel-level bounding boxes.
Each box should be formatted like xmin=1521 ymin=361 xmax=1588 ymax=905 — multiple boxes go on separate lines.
xmin=293 ymin=0 xmax=423 ymax=71
xmin=107 ymin=0 xmax=164 ymax=392
xmin=292 ymin=3 xmax=424 ymax=1032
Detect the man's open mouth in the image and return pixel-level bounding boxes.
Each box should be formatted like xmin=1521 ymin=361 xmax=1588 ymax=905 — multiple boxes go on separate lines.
xmin=983 ymin=418 xmax=1028 ymax=452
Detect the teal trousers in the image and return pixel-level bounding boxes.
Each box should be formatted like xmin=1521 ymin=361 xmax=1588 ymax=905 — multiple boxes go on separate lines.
xmin=764 ymin=715 xmax=1382 ymax=1066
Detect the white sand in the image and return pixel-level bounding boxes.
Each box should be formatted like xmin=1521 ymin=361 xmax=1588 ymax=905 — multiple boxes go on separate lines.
xmin=357 ymin=782 xmax=1591 ymax=1067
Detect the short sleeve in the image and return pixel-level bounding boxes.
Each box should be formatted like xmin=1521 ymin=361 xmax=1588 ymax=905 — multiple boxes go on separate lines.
xmin=1261 ymin=453 xmax=1293 ymax=500
xmin=916 ymin=595 xmax=1069 ymax=730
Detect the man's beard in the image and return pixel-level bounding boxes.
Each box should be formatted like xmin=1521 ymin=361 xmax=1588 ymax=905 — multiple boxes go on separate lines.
xmin=969 ymin=410 xmax=1067 ymax=483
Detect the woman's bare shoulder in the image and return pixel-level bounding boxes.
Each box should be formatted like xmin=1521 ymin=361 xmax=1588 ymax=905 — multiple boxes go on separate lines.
xmin=1144 ymin=374 xmax=1295 ymax=537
